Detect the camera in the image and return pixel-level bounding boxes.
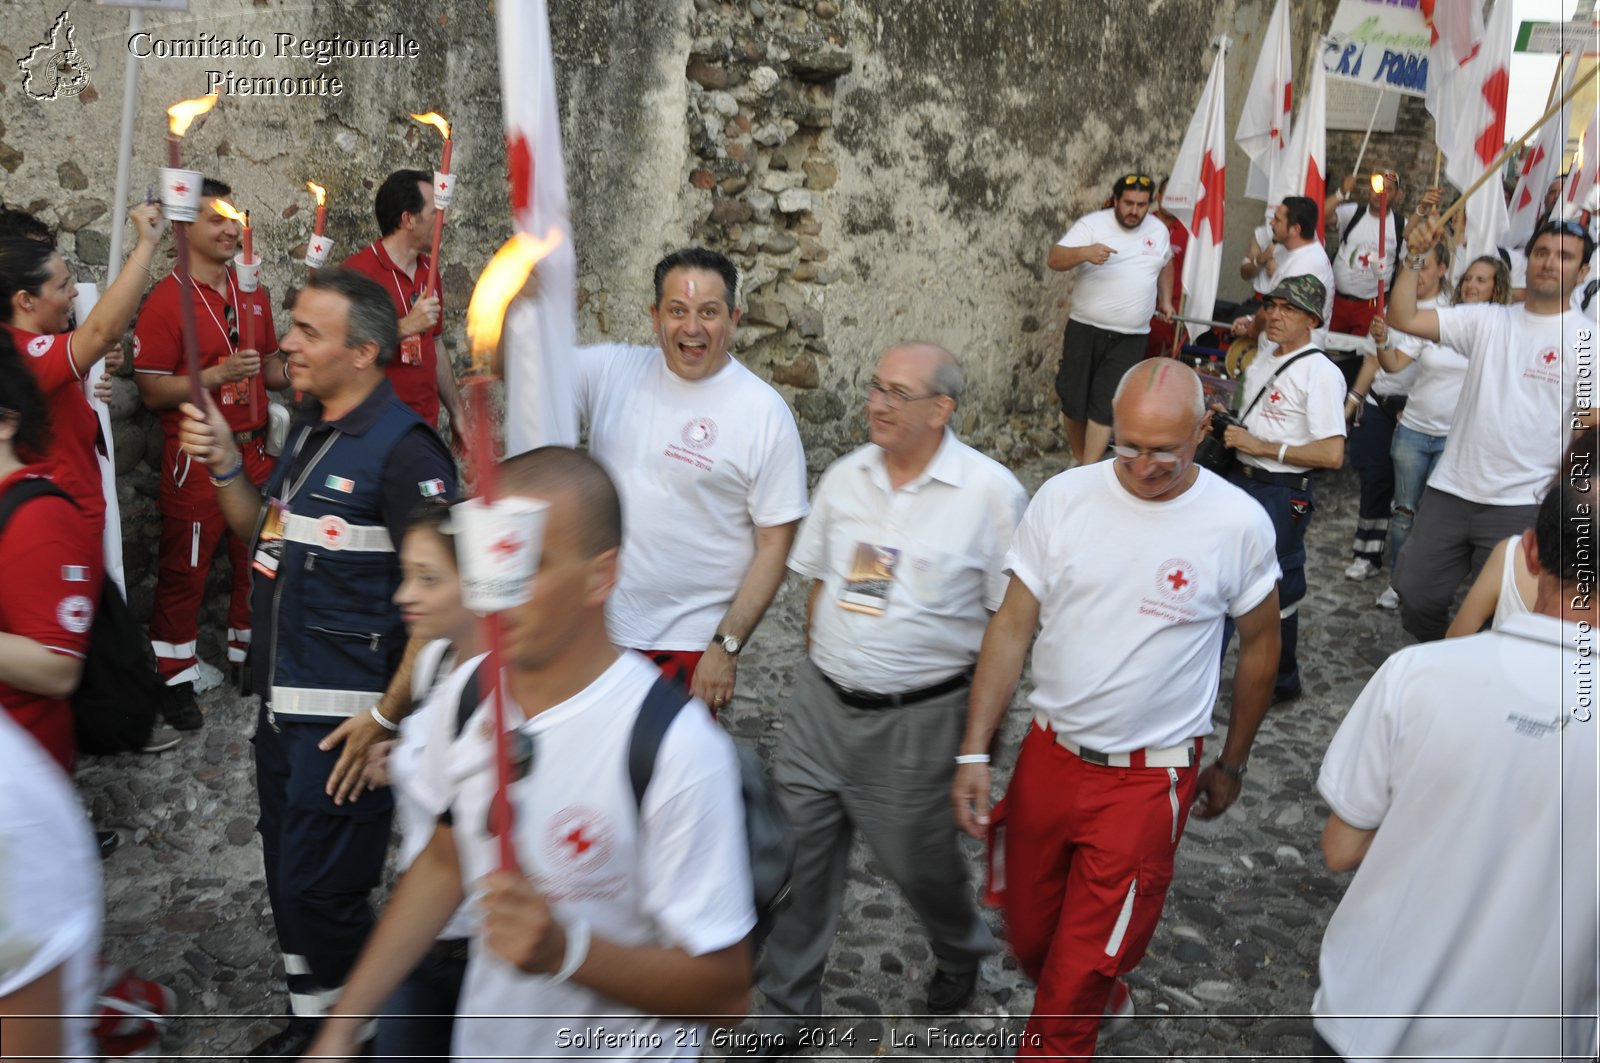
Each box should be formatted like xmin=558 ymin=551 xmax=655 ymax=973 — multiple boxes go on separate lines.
xmin=1196 ymin=409 xmax=1240 ymax=476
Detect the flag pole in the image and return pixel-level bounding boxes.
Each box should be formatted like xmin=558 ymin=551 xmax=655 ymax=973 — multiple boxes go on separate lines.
xmin=1436 ymin=63 xmax=1599 ymax=229
xmin=1351 ymin=89 xmax=1385 ymax=177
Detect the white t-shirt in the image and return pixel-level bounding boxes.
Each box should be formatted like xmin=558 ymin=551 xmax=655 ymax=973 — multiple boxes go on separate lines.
xmin=1058 ymin=208 xmax=1173 ymax=334
xmin=1237 ymin=343 xmax=1348 ymax=473
xmin=1314 ymin=615 xmax=1598 ymax=1061
xmin=1005 ymin=462 xmax=1278 ymax=752
xmin=1430 ymin=303 xmax=1594 ymax=505
xmin=1332 ymin=203 xmax=1401 ymax=299
xmin=0 ymin=712 xmax=101 ymax=1063
xmin=576 ymin=344 xmax=810 ymax=649
xmin=790 ymin=431 xmax=1027 ymax=693
xmin=1394 ymin=297 xmax=1469 ymax=437
xmin=1368 ymin=294 xmax=1428 ymax=399
xmin=1249 ymin=223 xmax=1279 ymax=296
xmin=412 ymin=650 xmax=754 ymax=1062
xmin=392 ymin=639 xmax=488 ymax=942
xmin=1266 ymin=240 xmax=1336 ymax=348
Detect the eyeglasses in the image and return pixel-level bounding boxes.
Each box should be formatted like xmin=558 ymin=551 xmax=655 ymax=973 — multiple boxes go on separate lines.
xmin=1110 ymin=443 xmax=1184 ymax=467
xmin=867 ymin=380 xmax=941 ymax=410
xmin=223 ymin=302 xmax=240 ymax=349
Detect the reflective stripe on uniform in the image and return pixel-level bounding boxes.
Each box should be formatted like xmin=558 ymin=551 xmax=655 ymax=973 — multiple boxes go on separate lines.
xmin=283 ymin=513 xmax=394 ymax=553
xmin=270 ymin=686 xmax=380 ymax=717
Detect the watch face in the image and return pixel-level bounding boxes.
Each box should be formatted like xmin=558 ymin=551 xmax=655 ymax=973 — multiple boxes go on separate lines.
xmin=719 ymin=635 xmax=741 ymax=655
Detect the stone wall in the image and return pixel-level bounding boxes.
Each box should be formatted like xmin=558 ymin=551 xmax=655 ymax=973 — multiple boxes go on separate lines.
xmin=11 ymin=0 xmax=1447 ymax=649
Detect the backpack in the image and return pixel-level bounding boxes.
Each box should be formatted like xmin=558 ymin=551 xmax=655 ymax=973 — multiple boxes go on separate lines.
xmin=455 ymin=664 xmax=794 ymax=950
xmin=0 ymin=478 xmax=167 ymax=755
xmin=1339 ymin=202 xmax=1406 ymax=289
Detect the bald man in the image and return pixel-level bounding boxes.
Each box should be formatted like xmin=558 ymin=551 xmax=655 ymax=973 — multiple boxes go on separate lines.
xmin=952 ymin=359 xmax=1281 ymax=1058
xmin=754 ymin=344 xmax=1026 ymax=1049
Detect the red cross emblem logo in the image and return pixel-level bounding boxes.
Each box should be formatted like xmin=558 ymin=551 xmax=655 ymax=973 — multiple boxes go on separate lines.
xmin=1356 ymin=250 xmax=1372 ymax=269
xmin=1155 ymin=558 xmax=1199 ymax=604
xmin=439 ymin=180 xmax=448 ymax=191
xmin=491 ymin=535 xmax=521 ymax=560
xmin=546 ymin=806 xmax=613 ymax=869
xmin=565 ymin=827 xmax=593 ymax=856
xmin=172 ymin=182 xmax=189 ymax=195
xmin=1167 ymin=569 xmax=1189 ymax=591
xmin=1269 ymin=390 xmax=1283 ymax=403
xmin=317 ymin=515 xmax=350 ymax=550
xmin=1544 ymin=351 xmax=1558 ymax=365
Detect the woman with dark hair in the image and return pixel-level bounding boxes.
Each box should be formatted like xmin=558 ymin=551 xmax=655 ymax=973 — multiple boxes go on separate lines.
xmin=0 ymin=329 xmax=102 ymax=771
xmin=0 ymin=202 xmax=165 ymax=540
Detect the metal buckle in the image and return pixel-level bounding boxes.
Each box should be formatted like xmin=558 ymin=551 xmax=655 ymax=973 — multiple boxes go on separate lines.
xmin=1075 ymin=745 xmax=1111 ymax=766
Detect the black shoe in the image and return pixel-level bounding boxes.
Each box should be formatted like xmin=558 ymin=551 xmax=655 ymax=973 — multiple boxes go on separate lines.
xmin=1272 ymin=684 xmax=1304 ymax=705
xmin=163 ymin=682 xmax=204 ymax=731
xmin=96 ymin=829 xmax=120 ymax=859
xmin=246 ymin=1019 xmax=318 ymax=1058
xmin=927 ymin=966 xmax=978 ymax=1014
xmin=750 ymin=1033 xmax=801 ymax=1062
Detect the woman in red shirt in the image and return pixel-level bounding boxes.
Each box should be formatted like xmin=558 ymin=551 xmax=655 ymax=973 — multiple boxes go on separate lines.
xmin=0 ymin=203 xmax=165 ymax=540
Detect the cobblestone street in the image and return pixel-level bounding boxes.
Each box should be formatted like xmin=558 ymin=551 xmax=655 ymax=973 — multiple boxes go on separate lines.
xmin=78 ymin=460 xmax=1418 ymax=1060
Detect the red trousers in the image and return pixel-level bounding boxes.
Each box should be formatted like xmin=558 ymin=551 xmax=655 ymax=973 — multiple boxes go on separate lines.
xmin=646 ymin=649 xmax=703 ymax=688
xmin=1329 ymin=294 xmax=1380 ymax=340
xmin=998 ymin=722 xmax=1201 ymax=1059
xmin=149 ymin=435 xmax=274 ymax=684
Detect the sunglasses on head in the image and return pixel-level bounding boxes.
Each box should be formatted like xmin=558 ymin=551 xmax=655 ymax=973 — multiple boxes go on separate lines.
xmin=1544 ymin=219 xmax=1589 ymax=239
xmin=1116 ymin=174 xmax=1154 ymax=191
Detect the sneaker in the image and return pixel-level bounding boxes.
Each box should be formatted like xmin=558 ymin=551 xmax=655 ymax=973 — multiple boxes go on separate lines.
xmin=246 ymin=1019 xmax=319 ymax=1059
xmin=1344 ymin=557 xmax=1380 ymax=581
xmin=162 ymin=682 xmax=204 ymax=732
xmin=140 ymin=726 xmax=181 ymax=754
xmin=192 ymin=660 xmax=226 ymax=694
xmin=1376 ymin=585 xmax=1400 ymax=610
xmin=1101 ymin=977 xmax=1136 ymax=1039
xmin=926 ymin=966 xmax=978 ymax=1014
xmin=1272 ymin=683 xmax=1304 ymax=705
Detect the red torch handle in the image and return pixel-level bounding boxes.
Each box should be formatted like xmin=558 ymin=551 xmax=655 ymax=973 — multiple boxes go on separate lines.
xmin=167 ymin=136 xmax=207 ymax=412
xmin=1376 ymin=192 xmax=1388 ymax=321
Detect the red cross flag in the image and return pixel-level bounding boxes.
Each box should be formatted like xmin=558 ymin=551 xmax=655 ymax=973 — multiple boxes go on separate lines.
xmin=1508 ymin=53 xmax=1581 ymax=245
xmin=1236 ymin=0 xmax=1293 ymax=204
xmin=1560 ymin=109 xmax=1599 ymax=221
xmin=1423 ymin=0 xmax=1486 ymax=168
xmin=496 ymin=0 xmax=579 ymax=455
xmin=1443 ymin=0 xmax=1513 ymax=265
xmin=1164 ymin=41 xmax=1229 ymax=341
xmin=1286 ymin=50 xmax=1328 ymax=239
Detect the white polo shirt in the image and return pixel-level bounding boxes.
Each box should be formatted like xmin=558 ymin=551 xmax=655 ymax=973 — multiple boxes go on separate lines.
xmin=790 ymin=431 xmax=1027 ymax=694
xmin=1331 ymin=203 xmax=1401 ymax=300
xmin=411 ymin=650 xmax=754 ymax=1062
xmin=1005 ymin=462 xmax=1278 ymax=753
xmin=1058 ymin=208 xmax=1173 ymax=334
xmin=1314 ymin=614 xmax=1598 ymax=1061
xmin=1236 ymin=342 xmax=1348 ymax=473
xmin=576 ymin=344 xmax=810 ymax=650
xmin=1430 ymin=302 xmax=1595 ymax=505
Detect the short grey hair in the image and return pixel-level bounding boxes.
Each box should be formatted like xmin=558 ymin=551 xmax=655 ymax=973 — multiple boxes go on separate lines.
xmin=1112 ymin=359 xmax=1204 ymax=421
xmin=306 ymin=268 xmax=401 ymax=367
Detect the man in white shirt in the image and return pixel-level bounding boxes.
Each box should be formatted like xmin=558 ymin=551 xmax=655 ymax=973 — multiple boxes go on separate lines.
xmin=1312 ymin=465 xmax=1598 ymax=1062
xmin=1220 ymin=274 xmax=1348 ymax=703
xmin=1387 ymin=216 xmax=1594 ymax=640
xmin=951 ymin=359 xmax=1281 ymax=1059
xmin=1324 ymin=171 xmax=1404 ymax=339
xmin=1048 ymin=173 xmax=1176 ymax=465
xmin=305 ymin=448 xmax=756 ymax=1063
xmin=575 ymin=248 xmax=809 ymax=711
xmin=754 ymin=344 xmax=1026 ymax=1051
xmin=1232 ymin=197 xmax=1337 ymax=352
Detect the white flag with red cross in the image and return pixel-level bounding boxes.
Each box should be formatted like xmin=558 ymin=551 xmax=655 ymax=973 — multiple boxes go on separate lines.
xmin=1560 ymin=109 xmax=1600 ymax=220
xmin=1236 ymin=0 xmax=1293 ymax=204
xmin=1164 ymin=42 xmax=1228 ymax=340
xmin=1444 ymin=0 xmax=1512 ymax=266
xmin=1286 ymin=52 xmax=1327 ymax=240
xmin=1507 ymin=54 xmax=1581 ymax=246
xmin=1422 ymin=0 xmax=1486 ymax=169
xmin=497 ymin=0 xmax=579 ymax=454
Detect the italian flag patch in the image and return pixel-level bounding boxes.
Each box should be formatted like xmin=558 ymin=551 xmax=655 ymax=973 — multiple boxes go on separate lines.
xmin=419 ymin=478 xmax=446 ymax=497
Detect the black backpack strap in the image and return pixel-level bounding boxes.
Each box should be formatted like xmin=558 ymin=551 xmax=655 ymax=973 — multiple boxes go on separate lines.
xmin=1340 ymin=202 xmax=1367 ymax=246
xmin=628 ymin=675 xmax=693 ymax=809
xmin=454 ymin=658 xmax=485 ymax=740
xmin=1584 ymin=279 xmax=1598 ymax=312
xmin=0 ymin=478 xmax=74 ymax=538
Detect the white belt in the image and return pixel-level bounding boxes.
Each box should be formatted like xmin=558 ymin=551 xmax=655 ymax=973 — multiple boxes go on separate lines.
xmin=270 ymin=685 xmax=379 ymax=717
xmin=283 ymin=513 xmax=395 ymax=553
xmin=1034 ymin=712 xmax=1197 ymax=769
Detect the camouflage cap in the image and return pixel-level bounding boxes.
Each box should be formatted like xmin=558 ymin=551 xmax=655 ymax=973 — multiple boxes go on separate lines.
xmin=1265 ymin=274 xmax=1327 ymax=325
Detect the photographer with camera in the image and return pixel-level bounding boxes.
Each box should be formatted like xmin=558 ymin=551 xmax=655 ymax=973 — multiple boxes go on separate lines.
xmin=1216 ymin=275 xmax=1347 ymax=704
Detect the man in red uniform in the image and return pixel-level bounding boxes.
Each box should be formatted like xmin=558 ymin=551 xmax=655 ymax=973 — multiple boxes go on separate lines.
xmin=134 ymin=179 xmax=286 ymax=726
xmin=342 ymin=169 xmax=462 ymax=432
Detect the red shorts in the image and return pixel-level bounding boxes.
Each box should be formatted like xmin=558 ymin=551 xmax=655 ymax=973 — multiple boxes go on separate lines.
xmin=645 ymin=650 xmax=703 ymax=689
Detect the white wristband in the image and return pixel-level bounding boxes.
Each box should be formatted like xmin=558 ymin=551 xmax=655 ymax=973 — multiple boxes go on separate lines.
xmin=955 ymin=753 xmax=991 ymax=765
xmin=551 ymin=918 xmax=591 ymax=984
xmin=369 ymin=706 xmax=399 ymax=732
xmin=1277 ymin=443 xmax=1289 ymax=464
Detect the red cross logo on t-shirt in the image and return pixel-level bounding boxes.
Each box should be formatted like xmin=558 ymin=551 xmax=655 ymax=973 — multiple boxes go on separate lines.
xmin=1269 ymin=390 xmax=1283 ymax=403
xmin=1167 ymin=569 xmax=1190 ymax=591
xmin=1155 ymin=558 xmax=1199 ymax=605
xmin=565 ymin=826 xmax=593 ymax=856
xmin=1544 ymin=351 xmax=1558 ymax=365
xmin=546 ymin=806 xmax=614 ymax=870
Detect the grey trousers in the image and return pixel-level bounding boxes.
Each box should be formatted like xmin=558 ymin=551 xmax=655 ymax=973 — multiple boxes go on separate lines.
xmin=756 ymin=660 xmax=997 ymax=1028
xmin=1392 ymin=487 xmax=1538 ymax=641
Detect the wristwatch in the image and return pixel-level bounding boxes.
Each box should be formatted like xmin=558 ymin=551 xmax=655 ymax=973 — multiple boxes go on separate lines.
xmin=712 ymin=633 xmax=743 ymax=656
xmin=1214 ymin=757 xmax=1248 ymax=780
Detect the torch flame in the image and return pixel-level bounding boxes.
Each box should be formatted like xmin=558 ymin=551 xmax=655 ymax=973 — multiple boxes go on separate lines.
xmin=410 ymin=112 xmax=452 ymax=141
xmin=211 ymin=199 xmax=247 ymax=225
xmin=167 ymin=93 xmax=219 ymax=137
xmin=466 ymin=230 xmax=563 ymax=371
xmin=1370 ymin=173 xmax=1386 ymax=195
xmin=306 ymin=181 xmax=327 ymax=207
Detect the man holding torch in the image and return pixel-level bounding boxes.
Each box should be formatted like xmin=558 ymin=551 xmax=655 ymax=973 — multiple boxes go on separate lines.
xmin=133 ymin=178 xmax=287 ymax=721
xmin=176 ymin=268 xmax=456 ymax=1058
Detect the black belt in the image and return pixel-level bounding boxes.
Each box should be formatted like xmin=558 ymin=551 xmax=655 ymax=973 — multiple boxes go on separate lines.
xmin=1236 ymin=463 xmax=1310 ymax=491
xmin=428 ymin=937 xmax=470 ymax=963
xmin=820 ymin=668 xmax=973 ymax=710
xmin=1370 ymin=392 xmax=1408 ymax=418
xmin=1334 ymin=292 xmax=1381 ymax=307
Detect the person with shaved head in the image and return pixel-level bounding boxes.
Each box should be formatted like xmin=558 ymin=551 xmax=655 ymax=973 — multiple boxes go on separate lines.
xmin=752 ymin=343 xmax=1026 ymax=1051
xmin=952 ymin=358 xmax=1281 ymax=1058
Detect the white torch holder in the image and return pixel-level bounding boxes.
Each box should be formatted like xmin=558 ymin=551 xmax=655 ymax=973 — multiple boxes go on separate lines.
xmin=304 ymin=234 xmax=335 ymax=269
xmin=454 ymin=497 xmax=549 ymax=613
xmin=159 ymin=167 xmax=203 ymax=223
xmin=434 ymin=170 xmax=456 ymax=209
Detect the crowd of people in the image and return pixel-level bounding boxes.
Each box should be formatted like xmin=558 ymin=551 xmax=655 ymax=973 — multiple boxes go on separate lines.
xmin=0 ymin=157 xmax=1595 ymax=1063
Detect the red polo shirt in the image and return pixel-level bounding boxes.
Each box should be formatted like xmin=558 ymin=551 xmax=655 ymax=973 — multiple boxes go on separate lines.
xmin=342 ymin=239 xmax=444 ymax=426
xmin=4 ymin=325 xmax=104 ymax=530
xmin=133 ymin=269 xmax=279 ymax=434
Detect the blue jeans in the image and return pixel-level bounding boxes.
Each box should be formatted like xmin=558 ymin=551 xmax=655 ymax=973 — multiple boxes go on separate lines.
xmin=373 ymin=940 xmax=468 ymax=1063
xmin=1388 ymin=425 xmax=1448 ymax=567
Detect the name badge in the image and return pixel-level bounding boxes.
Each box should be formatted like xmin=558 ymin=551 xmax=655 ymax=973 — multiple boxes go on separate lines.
xmin=252 ymin=498 xmax=291 ymax=580
xmin=837 ymin=542 xmax=899 ymax=617
xmin=400 ymin=334 xmax=424 ymax=367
